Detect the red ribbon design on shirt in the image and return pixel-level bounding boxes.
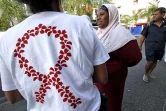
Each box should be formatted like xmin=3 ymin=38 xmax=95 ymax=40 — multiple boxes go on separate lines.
xmin=14 ymin=24 xmax=82 ymax=109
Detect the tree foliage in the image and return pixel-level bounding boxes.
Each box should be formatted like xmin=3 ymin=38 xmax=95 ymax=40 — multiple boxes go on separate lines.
xmin=120 ymin=10 xmax=141 ymax=25
xmin=120 ymin=15 xmax=131 ymax=25
xmin=131 ymin=10 xmax=140 ymax=23
xmin=121 ymin=0 xmax=159 ymax=25
xmin=62 ymin=0 xmax=111 ymax=18
xmin=139 ymin=0 xmax=158 ymax=22
xmin=0 ymin=0 xmax=27 ymax=31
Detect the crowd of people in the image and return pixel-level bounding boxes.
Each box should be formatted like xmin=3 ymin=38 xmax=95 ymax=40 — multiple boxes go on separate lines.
xmin=0 ymin=0 xmax=165 ymax=111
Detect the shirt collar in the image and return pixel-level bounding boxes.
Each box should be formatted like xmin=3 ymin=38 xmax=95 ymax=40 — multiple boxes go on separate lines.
xmin=151 ymin=19 xmax=166 ymax=25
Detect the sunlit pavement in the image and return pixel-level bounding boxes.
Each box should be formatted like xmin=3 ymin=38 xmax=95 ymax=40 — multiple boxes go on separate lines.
xmin=0 ymin=36 xmax=166 ymax=111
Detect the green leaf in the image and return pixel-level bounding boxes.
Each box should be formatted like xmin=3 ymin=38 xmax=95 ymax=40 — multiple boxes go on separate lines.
xmin=0 ymin=0 xmax=29 ymax=31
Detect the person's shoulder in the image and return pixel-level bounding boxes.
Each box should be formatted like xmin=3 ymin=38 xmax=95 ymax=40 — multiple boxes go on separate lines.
xmin=62 ymin=13 xmax=91 ymax=28
xmin=147 ymin=21 xmax=154 ymax=27
xmin=61 ymin=13 xmax=78 ymax=19
xmin=68 ymin=14 xmax=92 ymax=29
xmin=0 ymin=32 xmax=6 ymax=40
xmin=63 ymin=13 xmax=87 ymax=22
xmin=164 ymin=18 xmax=166 ymax=23
xmin=0 ymin=28 xmax=12 ymax=40
xmin=142 ymin=21 xmax=153 ymax=30
xmin=0 ymin=22 xmax=22 ymax=45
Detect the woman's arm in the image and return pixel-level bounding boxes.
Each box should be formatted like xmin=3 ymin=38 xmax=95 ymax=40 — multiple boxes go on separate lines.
xmin=4 ymin=90 xmax=24 ymax=104
xmin=93 ymin=63 xmax=108 ymax=84
xmin=118 ymin=40 xmax=142 ymax=67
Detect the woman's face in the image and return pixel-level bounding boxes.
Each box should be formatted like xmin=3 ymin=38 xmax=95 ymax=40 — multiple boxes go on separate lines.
xmin=96 ymin=9 xmax=109 ymax=29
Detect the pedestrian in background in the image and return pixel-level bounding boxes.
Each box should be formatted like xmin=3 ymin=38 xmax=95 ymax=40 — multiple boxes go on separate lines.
xmin=0 ymin=0 xmax=110 ymax=110
xmin=95 ymin=4 xmax=142 ymax=111
xmin=139 ymin=7 xmax=166 ymax=82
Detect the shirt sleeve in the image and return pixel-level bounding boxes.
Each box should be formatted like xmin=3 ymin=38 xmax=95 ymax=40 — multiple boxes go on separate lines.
xmin=93 ymin=33 xmax=110 ymax=66
xmin=0 ymin=45 xmax=17 ymax=91
xmin=141 ymin=25 xmax=148 ymax=37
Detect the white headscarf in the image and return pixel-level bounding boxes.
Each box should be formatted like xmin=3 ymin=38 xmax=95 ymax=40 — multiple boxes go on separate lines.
xmin=97 ymin=4 xmax=136 ymax=53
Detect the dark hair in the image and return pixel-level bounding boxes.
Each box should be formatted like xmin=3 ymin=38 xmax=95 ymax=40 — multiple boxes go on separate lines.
xmin=154 ymin=7 xmax=166 ymax=14
xmin=16 ymin=0 xmax=55 ymax=13
xmin=100 ymin=5 xmax=108 ymax=12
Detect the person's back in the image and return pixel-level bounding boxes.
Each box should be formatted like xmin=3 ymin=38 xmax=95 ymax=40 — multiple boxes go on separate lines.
xmin=0 ymin=0 xmax=109 ymax=111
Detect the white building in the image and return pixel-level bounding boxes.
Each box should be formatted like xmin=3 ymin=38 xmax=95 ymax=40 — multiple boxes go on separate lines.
xmin=114 ymin=0 xmax=156 ymax=16
xmin=90 ymin=0 xmax=165 ymax=21
xmin=158 ymin=0 xmax=166 ymax=8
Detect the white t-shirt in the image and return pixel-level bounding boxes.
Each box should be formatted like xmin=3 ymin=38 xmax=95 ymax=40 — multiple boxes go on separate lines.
xmin=0 ymin=12 xmax=109 ymax=111
xmin=0 ymin=32 xmax=5 ymax=79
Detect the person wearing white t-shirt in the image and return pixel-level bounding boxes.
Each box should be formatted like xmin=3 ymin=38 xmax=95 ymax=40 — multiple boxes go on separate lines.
xmin=0 ymin=0 xmax=109 ymax=111
xmin=0 ymin=32 xmax=5 ymax=91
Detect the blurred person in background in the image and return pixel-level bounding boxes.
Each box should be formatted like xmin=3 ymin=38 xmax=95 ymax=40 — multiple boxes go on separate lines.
xmin=139 ymin=7 xmax=166 ymax=82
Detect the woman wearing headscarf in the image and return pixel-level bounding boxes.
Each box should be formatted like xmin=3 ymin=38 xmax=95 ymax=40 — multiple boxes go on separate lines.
xmin=0 ymin=0 xmax=110 ymax=111
xmin=94 ymin=4 xmax=142 ymax=111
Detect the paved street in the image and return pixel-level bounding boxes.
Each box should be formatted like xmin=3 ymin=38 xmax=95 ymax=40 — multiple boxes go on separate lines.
xmin=122 ymin=59 xmax=166 ymax=111
xmin=0 ymin=79 xmax=4 ymax=98
xmin=0 ymin=36 xmax=166 ymax=111
xmin=122 ymin=36 xmax=166 ymax=111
